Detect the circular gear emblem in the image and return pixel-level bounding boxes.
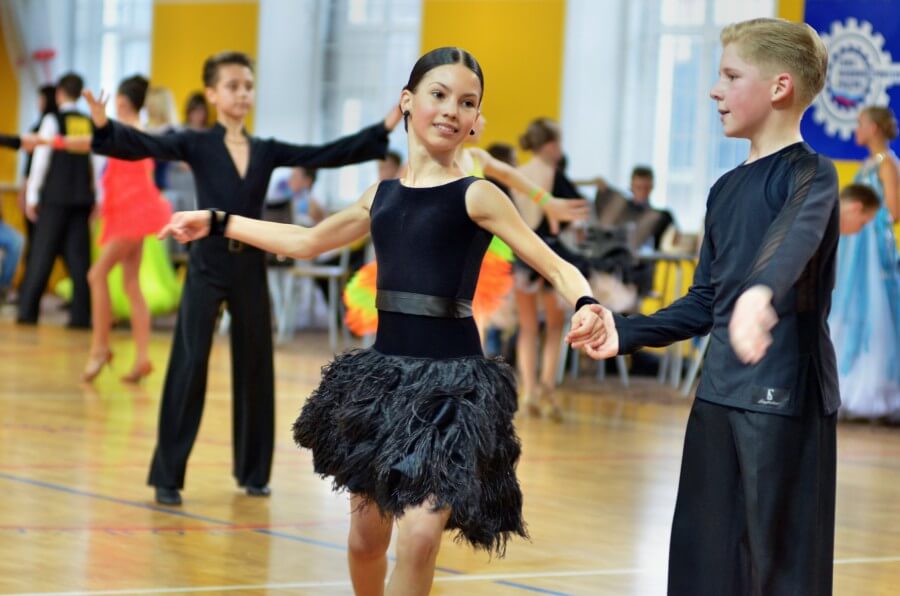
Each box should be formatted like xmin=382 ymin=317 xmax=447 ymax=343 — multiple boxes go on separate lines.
xmin=811 ymin=18 xmax=900 ymax=140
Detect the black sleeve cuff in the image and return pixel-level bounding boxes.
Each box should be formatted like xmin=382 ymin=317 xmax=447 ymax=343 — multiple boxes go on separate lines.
xmin=612 ymin=312 xmax=633 ymax=355
xmin=90 ymin=121 xmax=114 ymax=150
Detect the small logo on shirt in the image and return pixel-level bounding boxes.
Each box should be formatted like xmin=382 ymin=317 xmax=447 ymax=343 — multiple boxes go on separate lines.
xmin=753 ymin=386 xmax=789 ymax=408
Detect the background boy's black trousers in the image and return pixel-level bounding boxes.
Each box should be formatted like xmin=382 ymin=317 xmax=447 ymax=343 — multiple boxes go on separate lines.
xmin=668 ymin=396 xmax=836 ymax=596
xmin=148 ymin=237 xmax=275 ymax=490
xmin=17 ymin=205 xmax=92 ymax=328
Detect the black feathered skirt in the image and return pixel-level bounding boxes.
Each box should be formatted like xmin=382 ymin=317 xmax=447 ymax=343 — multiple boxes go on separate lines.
xmin=292 ymin=348 xmax=528 ymax=556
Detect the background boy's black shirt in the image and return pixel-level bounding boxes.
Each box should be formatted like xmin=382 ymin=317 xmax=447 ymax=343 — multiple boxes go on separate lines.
xmin=91 ymin=120 xmax=389 ymax=218
xmin=42 ymin=111 xmax=95 ymax=208
xmin=614 ymin=143 xmax=840 ymax=416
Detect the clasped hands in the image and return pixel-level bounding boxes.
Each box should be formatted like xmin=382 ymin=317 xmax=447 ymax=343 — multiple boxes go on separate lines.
xmin=566 ymin=284 xmax=777 ymax=364
xmin=565 ymin=303 xmax=619 ymax=360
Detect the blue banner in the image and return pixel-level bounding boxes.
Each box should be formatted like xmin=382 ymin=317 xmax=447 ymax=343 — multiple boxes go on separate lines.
xmin=802 ymin=0 xmax=900 ymax=160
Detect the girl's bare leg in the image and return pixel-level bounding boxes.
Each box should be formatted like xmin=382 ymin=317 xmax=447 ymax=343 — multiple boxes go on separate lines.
xmin=348 ymin=495 xmax=393 ymax=596
xmin=514 ymin=288 xmax=541 ymax=415
xmin=386 ymin=499 xmax=451 ymax=596
xmin=539 ymin=290 xmax=566 ymax=421
xmin=83 ymin=239 xmax=131 ymax=381
xmin=119 ymin=240 xmax=151 ymax=379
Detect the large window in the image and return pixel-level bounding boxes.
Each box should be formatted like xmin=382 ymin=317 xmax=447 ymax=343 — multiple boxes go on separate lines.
xmin=653 ymin=0 xmax=774 ymax=230
xmin=72 ymin=0 xmax=152 ymax=100
xmin=317 ymin=0 xmax=420 ymax=208
xmin=562 ymin=0 xmax=775 ymax=233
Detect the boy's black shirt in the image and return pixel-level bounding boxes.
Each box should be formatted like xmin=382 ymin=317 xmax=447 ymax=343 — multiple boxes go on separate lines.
xmin=91 ymin=120 xmax=389 ymax=218
xmin=614 ymin=142 xmax=840 ymax=416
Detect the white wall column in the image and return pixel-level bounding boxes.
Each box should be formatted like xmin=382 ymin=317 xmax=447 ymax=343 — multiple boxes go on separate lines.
xmin=254 ymin=0 xmax=323 ymax=142
xmin=560 ymin=0 xmax=627 ymax=185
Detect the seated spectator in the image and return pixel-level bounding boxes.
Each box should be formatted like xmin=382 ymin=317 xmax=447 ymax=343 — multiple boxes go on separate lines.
xmin=268 ymin=166 xmax=325 ymax=226
xmin=183 ymin=92 xmax=209 ymax=131
xmin=839 ymin=183 xmax=880 ymax=235
xmin=620 ymin=166 xmax=676 ymax=251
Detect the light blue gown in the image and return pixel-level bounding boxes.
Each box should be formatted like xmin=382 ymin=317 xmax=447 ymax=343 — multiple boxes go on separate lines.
xmin=828 ymin=152 xmax=900 ymax=420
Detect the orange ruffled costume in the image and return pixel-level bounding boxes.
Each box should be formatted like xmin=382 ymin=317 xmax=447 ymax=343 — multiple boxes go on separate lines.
xmin=100 ymin=158 xmax=172 ymax=244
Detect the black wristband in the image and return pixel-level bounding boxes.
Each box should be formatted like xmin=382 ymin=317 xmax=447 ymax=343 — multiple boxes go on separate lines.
xmin=208 ymin=209 xmax=231 ymax=237
xmin=575 ymin=296 xmax=600 ymax=312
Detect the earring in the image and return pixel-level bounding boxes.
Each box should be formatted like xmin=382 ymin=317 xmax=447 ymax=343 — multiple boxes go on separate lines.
xmin=469 ymin=129 xmax=475 ymax=136
xmin=403 ymin=110 xmax=410 ymax=118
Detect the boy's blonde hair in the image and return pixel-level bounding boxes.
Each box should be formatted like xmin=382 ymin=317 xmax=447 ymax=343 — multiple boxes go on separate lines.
xmin=720 ymin=18 xmax=828 ymax=108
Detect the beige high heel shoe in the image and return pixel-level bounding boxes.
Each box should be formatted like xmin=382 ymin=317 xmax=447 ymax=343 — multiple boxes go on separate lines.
xmin=121 ymin=361 xmax=153 ymax=384
xmin=81 ymin=351 xmax=113 ymax=383
xmin=538 ymin=382 xmax=564 ymax=423
xmin=522 ymin=389 xmax=542 ymax=418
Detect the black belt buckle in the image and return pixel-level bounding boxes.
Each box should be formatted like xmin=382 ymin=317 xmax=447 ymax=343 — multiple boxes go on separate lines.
xmin=227 ymin=239 xmax=244 ymax=253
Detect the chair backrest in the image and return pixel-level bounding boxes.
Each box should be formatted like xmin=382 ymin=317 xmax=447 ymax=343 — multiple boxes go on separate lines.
xmin=262 ymin=202 xmax=295 ymax=266
xmin=594 ymin=187 xmax=629 ymax=227
xmin=629 ymin=209 xmax=664 ymax=251
xmin=263 ymin=201 xmax=293 ymax=225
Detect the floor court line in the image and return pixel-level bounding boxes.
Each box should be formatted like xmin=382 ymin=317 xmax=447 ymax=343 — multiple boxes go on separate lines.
xmin=3 ymin=568 xmax=645 ymax=595
xmin=8 ymin=559 xmax=900 ymax=596
xmin=0 ymin=472 xmax=562 ymax=595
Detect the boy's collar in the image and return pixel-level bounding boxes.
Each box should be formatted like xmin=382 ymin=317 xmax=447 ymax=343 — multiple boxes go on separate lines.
xmin=212 ymin=122 xmax=249 ymax=136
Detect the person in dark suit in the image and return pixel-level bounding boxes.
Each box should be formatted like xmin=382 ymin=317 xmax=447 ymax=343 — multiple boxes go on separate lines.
xmin=18 ymin=73 xmax=95 ymax=328
xmin=578 ymin=19 xmax=839 ymax=596
xmin=86 ymin=51 xmax=401 ymax=506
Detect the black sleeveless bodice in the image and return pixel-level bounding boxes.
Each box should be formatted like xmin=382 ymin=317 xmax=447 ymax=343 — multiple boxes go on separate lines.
xmin=370 ymin=177 xmax=491 ymax=357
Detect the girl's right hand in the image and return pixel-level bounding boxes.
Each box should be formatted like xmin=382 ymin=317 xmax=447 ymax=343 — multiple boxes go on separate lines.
xmin=158 ymin=210 xmax=211 ymax=244
xmin=82 ymin=90 xmax=109 ymax=128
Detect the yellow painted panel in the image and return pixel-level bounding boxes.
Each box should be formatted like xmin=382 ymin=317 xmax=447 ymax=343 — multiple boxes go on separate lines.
xmin=777 ymin=0 xmax=805 ymax=21
xmin=420 ymin=0 xmax=565 ymax=152
xmin=150 ymin=0 xmax=258 ymax=130
xmin=0 ymin=22 xmax=19 ymax=183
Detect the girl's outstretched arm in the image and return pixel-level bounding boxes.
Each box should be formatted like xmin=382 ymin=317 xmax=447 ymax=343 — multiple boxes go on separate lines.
xmin=160 ymin=183 xmax=378 ymax=260
xmin=465 ymin=179 xmax=605 ymax=347
xmin=471 ymin=146 xmax=589 ymax=233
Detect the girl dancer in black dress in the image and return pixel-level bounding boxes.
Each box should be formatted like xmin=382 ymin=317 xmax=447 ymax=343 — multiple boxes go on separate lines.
xmin=160 ymin=47 xmax=605 ymax=595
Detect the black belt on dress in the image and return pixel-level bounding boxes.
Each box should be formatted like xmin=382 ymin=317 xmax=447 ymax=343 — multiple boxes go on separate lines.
xmin=376 ymin=290 xmax=472 ymax=318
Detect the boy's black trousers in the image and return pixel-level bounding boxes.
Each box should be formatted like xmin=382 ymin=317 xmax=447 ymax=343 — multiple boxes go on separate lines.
xmin=668 ymin=395 xmax=836 ymax=596
xmin=148 ymin=237 xmax=275 ymax=490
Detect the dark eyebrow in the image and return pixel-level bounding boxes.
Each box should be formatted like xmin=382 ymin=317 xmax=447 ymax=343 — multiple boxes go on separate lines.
xmin=429 ymin=81 xmax=478 ymax=99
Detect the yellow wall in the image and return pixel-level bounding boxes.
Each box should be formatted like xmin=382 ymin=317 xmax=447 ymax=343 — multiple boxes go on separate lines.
xmin=420 ymin=0 xmax=566 ymax=152
xmin=150 ymin=0 xmax=258 ymax=130
xmin=0 ymin=17 xmax=24 ymax=258
xmin=777 ymin=0 xmax=805 ymax=21
xmin=0 ymin=22 xmax=19 ymax=183
xmin=778 ymin=0 xmax=859 ymax=186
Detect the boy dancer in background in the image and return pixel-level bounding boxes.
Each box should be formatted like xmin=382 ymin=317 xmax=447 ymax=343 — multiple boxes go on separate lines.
xmin=87 ymin=51 xmax=401 ymax=505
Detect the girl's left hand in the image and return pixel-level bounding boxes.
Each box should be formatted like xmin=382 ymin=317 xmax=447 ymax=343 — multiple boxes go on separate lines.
xmin=565 ymin=303 xmax=607 ymax=349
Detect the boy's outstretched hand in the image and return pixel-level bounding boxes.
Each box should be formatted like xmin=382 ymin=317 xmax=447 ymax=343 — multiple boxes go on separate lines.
xmin=383 ymin=105 xmax=403 ymax=132
xmin=19 ymin=133 xmax=41 ymax=152
xmin=82 ymin=89 xmax=109 ymax=128
xmin=729 ymin=285 xmax=778 ymax=364
xmin=158 ymin=210 xmax=212 ymax=244
xmin=576 ymin=304 xmax=619 ymax=360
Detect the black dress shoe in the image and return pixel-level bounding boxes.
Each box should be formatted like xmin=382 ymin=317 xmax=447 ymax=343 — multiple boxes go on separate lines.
xmin=155 ymin=487 xmax=182 ymax=506
xmin=245 ymin=485 xmax=271 ymax=497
